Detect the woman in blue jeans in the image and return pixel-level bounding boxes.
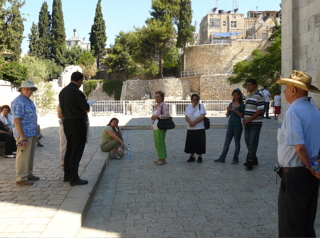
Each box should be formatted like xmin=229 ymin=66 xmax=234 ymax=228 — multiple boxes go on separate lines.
xmin=214 ymin=89 xmax=244 ymax=164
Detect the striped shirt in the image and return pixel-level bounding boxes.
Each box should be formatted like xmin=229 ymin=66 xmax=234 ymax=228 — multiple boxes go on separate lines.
xmin=244 ymin=92 xmax=264 ymax=126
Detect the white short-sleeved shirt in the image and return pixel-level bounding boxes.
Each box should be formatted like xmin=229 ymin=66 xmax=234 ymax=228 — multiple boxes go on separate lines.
xmin=274 ymin=95 xmax=281 ymax=107
xmin=184 ymin=103 xmax=206 ymax=130
xmin=263 ymin=89 xmax=271 ymax=102
xmin=277 ymin=97 xmax=320 ymax=167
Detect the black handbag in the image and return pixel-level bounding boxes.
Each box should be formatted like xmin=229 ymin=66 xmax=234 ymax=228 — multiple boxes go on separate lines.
xmin=157 ymin=105 xmax=175 ymax=130
xmin=199 ymin=104 xmax=210 ymax=130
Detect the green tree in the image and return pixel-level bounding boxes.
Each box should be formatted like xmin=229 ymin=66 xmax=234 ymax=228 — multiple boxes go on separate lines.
xmin=176 ymin=0 xmax=194 ymax=50
xmin=38 ymin=1 xmax=51 ymax=59
xmin=105 ymin=31 xmax=140 ymax=79
xmin=43 ymin=59 xmax=63 ymax=79
xmin=90 ymin=0 xmax=107 ymax=69
xmin=28 ymin=22 xmax=41 ymax=58
xmin=21 ymin=55 xmax=48 ymax=83
xmin=0 ymin=0 xmax=25 ymax=60
xmin=0 ymin=58 xmax=28 ymax=84
xmin=33 ymin=82 xmax=56 ymax=116
xmin=51 ymin=0 xmax=66 ymax=65
xmin=228 ymin=23 xmax=281 ymax=95
xmin=78 ymin=51 xmax=97 ymax=79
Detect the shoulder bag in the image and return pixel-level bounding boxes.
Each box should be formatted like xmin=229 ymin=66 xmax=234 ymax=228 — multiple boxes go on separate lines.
xmin=157 ymin=105 xmax=175 ymax=130
xmin=199 ymin=104 xmax=210 ymax=130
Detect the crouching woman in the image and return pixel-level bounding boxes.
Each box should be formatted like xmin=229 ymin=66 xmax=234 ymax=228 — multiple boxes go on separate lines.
xmin=100 ymin=118 xmax=125 ymax=159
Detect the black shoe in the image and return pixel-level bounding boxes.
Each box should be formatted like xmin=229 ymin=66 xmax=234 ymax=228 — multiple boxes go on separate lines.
xmin=253 ymin=160 xmax=259 ymax=165
xmin=187 ymin=156 xmax=195 ymax=162
xmin=232 ymin=161 xmax=239 ymax=164
xmin=214 ymin=159 xmax=225 ymax=163
xmin=245 ymin=161 xmax=253 ymax=171
xmin=197 ymin=157 xmax=203 ymax=163
xmin=63 ymin=179 xmax=69 ymax=182
xmin=266 ymin=117 xmax=271 ymax=119
xmin=70 ymin=179 xmax=88 ymax=186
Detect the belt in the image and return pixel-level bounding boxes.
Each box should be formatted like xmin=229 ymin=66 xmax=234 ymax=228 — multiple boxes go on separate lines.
xmin=281 ymin=167 xmax=308 ymax=173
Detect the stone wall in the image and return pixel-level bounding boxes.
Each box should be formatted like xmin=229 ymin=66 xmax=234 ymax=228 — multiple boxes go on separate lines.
xmin=87 ymin=82 xmax=117 ymax=101
xmin=117 ymin=75 xmax=246 ymax=101
xmin=281 ymin=0 xmax=320 ymax=104
xmin=183 ymin=39 xmax=270 ymax=74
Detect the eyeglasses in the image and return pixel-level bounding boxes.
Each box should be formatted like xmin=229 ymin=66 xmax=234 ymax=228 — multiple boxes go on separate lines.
xmin=192 ymin=99 xmax=199 ymax=101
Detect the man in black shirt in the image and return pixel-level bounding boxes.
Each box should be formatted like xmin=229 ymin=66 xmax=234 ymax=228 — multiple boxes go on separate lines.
xmin=59 ymin=72 xmax=90 ymax=186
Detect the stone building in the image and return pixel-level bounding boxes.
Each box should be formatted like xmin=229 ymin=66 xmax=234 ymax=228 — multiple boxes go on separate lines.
xmin=198 ymin=9 xmax=280 ymax=44
xmin=66 ymin=29 xmax=90 ymax=51
xmin=281 ymin=0 xmax=320 ymax=105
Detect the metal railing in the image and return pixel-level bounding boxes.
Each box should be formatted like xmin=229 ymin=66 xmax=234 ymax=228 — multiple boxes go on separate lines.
xmin=181 ymin=68 xmax=217 ymax=78
xmin=91 ymin=100 xmax=230 ymax=116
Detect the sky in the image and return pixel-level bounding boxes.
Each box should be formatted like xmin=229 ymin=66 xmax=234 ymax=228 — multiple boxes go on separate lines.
xmin=20 ymin=0 xmax=281 ymax=54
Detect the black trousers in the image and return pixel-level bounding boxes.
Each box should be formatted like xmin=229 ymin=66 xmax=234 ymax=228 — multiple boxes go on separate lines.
xmin=278 ymin=169 xmax=319 ymax=237
xmin=63 ymin=119 xmax=87 ymax=183
xmin=0 ymin=133 xmax=17 ymax=155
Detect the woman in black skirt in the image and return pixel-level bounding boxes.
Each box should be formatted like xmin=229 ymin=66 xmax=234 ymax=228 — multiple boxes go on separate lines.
xmin=184 ymin=94 xmax=207 ymax=163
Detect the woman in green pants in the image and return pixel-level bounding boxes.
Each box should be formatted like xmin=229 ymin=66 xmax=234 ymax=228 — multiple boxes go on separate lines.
xmin=151 ymin=91 xmax=170 ymax=165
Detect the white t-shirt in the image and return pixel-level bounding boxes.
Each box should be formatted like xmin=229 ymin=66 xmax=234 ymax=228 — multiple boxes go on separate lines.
xmin=184 ymin=103 xmax=207 ymax=130
xmin=274 ymin=95 xmax=281 ymax=106
xmin=263 ymin=89 xmax=271 ymax=102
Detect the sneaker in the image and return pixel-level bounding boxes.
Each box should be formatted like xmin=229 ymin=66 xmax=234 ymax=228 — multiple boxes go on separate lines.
xmin=187 ymin=156 xmax=195 ymax=162
xmin=213 ymin=159 xmax=225 ymax=163
xmin=245 ymin=161 xmax=253 ymax=171
xmin=197 ymin=157 xmax=203 ymax=163
xmin=112 ymin=154 xmax=121 ymax=160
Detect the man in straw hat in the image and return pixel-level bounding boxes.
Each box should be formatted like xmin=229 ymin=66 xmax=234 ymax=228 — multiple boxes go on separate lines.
xmin=11 ymin=80 xmax=40 ymax=186
xmin=276 ymin=70 xmax=320 ymax=237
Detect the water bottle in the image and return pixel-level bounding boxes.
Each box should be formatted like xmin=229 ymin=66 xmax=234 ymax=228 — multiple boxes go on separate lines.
xmin=127 ymin=144 xmax=131 ymax=159
xmin=309 ymin=160 xmax=320 ymax=172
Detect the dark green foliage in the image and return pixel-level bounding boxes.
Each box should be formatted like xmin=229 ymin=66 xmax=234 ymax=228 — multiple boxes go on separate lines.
xmin=90 ymin=0 xmax=107 ymax=68
xmin=51 ymin=0 xmax=66 ymax=64
xmin=176 ymin=0 xmax=194 ymax=49
xmin=228 ymin=23 xmax=281 ymax=95
xmin=102 ymin=79 xmax=124 ymax=100
xmin=83 ymin=79 xmax=100 ymax=97
xmin=28 ymin=22 xmax=41 ymax=57
xmin=0 ymin=59 xmax=28 ymax=84
xmin=105 ymin=31 xmax=140 ymax=79
xmin=43 ymin=59 xmax=63 ymax=79
xmin=38 ymin=1 xmax=51 ymax=59
xmin=0 ymin=0 xmax=25 ymax=60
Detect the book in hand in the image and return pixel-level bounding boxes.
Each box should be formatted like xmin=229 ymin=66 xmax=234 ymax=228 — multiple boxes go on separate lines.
xmin=87 ymin=99 xmax=97 ymax=106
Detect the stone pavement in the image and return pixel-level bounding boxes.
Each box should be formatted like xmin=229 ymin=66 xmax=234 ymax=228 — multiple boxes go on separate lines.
xmin=78 ymin=117 xmax=320 ymax=237
xmin=0 ymin=115 xmax=319 ymax=237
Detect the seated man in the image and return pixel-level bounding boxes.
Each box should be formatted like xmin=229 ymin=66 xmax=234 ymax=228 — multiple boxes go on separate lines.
xmin=0 ymin=121 xmax=16 ymax=158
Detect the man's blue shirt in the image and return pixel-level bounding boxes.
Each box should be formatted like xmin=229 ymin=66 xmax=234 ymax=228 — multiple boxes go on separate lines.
xmin=11 ymin=94 xmax=38 ymax=138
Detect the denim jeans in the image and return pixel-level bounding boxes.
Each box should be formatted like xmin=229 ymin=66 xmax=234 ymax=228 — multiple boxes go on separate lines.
xmin=264 ymin=102 xmax=270 ymax=118
xmin=218 ymin=127 xmax=243 ymax=162
xmin=244 ymin=125 xmax=262 ymax=162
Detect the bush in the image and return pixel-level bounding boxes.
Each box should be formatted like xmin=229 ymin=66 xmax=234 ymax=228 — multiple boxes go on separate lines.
xmin=0 ymin=59 xmax=28 ymax=84
xmin=102 ymin=79 xmax=124 ymax=100
xmin=83 ymin=80 xmax=101 ymax=97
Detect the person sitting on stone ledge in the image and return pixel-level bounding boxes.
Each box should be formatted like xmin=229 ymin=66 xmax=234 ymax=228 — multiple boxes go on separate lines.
xmin=0 ymin=120 xmax=17 ymax=158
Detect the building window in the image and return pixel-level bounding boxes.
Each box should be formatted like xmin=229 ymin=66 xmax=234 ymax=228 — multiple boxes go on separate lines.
xmin=231 ymin=21 xmax=237 ymax=27
xmin=223 ymin=21 xmax=226 ymax=26
xmin=210 ymin=18 xmax=220 ymax=28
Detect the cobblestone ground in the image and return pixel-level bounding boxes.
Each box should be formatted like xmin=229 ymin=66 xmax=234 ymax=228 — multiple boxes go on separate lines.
xmin=79 ymin=119 xmax=320 ymax=237
xmin=0 ymin=125 xmax=103 ymax=237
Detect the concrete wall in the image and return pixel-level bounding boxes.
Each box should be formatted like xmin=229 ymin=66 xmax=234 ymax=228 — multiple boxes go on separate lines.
xmin=183 ymin=39 xmax=270 ymax=74
xmin=281 ymin=0 xmax=320 ymax=104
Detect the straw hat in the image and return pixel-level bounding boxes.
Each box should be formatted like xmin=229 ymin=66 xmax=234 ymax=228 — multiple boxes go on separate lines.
xmin=276 ymin=70 xmax=320 ymax=94
xmin=18 ymin=80 xmax=38 ymax=92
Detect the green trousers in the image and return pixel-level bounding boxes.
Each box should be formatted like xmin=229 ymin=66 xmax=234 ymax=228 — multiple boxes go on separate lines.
xmin=153 ymin=129 xmax=167 ymax=159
